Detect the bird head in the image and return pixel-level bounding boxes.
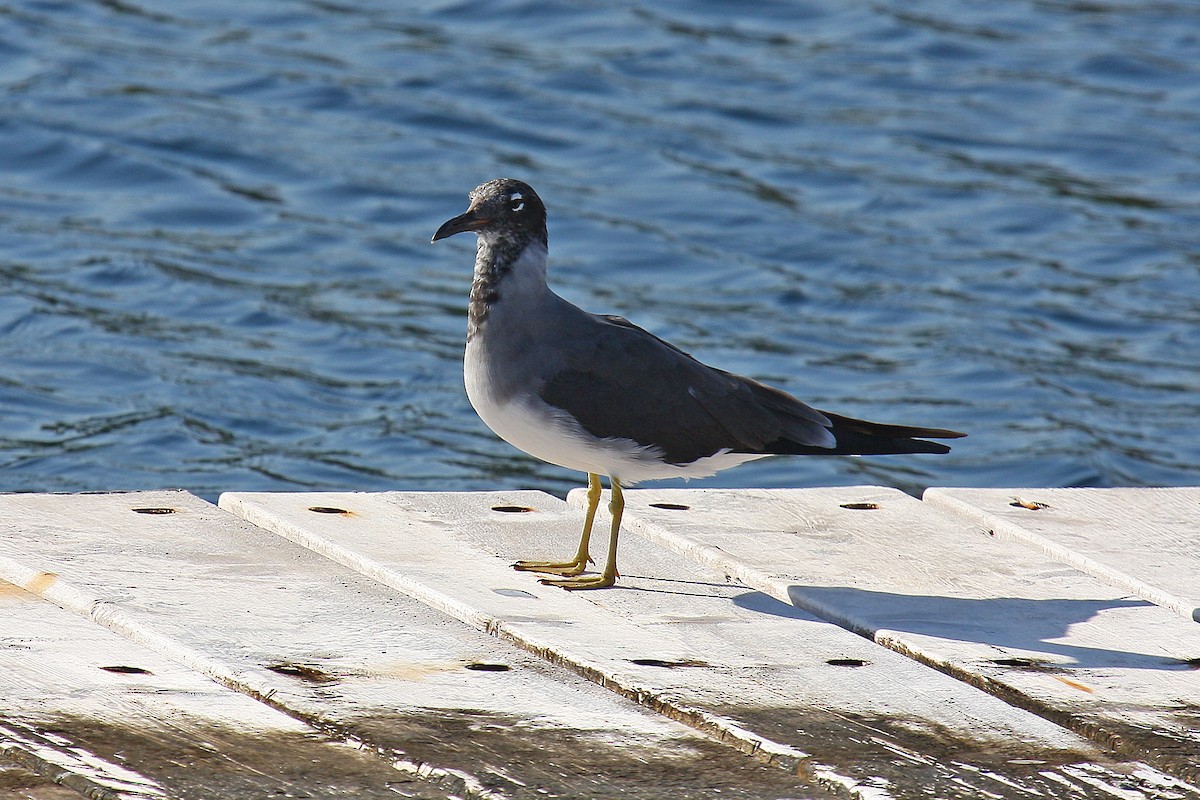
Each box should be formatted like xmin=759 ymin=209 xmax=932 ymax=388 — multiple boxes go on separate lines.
xmin=432 ymin=178 xmax=547 ymax=245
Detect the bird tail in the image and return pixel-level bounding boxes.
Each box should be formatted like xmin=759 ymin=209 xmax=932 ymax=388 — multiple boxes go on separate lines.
xmin=773 ymin=412 xmax=966 ymax=456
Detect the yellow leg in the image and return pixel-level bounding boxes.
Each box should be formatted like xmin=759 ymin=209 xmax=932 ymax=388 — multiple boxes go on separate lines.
xmin=513 ymin=473 xmax=601 ymax=576
xmin=541 ymin=478 xmax=622 ymax=590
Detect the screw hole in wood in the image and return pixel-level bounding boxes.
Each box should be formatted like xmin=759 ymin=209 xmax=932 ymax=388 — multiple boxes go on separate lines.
xmin=826 ymin=658 xmax=869 ymax=667
xmin=265 ymin=661 xmax=338 ymax=683
xmin=99 ymin=665 xmax=153 ymax=675
xmin=990 ymin=657 xmax=1040 ymax=668
xmin=629 ymin=658 xmax=709 ymax=669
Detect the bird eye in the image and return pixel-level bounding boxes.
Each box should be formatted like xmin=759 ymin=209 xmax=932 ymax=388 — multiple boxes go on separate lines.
xmin=509 ymin=192 xmax=525 ymax=213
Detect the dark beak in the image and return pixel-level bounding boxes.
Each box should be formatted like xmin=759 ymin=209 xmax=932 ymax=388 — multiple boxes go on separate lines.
xmin=431 ymin=208 xmax=488 ymax=243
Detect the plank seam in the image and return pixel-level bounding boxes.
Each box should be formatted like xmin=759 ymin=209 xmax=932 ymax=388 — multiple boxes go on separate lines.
xmin=217 ymin=494 xmax=813 ymax=780
xmin=0 ymin=552 xmax=506 ymax=800
xmin=610 ymin=506 xmax=1200 ymax=786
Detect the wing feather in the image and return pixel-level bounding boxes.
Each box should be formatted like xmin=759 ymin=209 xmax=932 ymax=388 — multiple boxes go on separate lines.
xmin=539 ymin=314 xmax=836 ymax=464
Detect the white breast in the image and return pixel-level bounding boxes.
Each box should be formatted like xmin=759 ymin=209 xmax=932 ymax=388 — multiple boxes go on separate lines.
xmin=464 ymin=340 xmax=767 ymax=484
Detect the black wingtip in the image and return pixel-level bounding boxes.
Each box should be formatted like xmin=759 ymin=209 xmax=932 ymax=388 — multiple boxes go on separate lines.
xmin=776 ymin=412 xmax=966 ymax=457
xmin=922 ymin=427 xmax=967 ymax=440
xmin=905 ymin=438 xmax=954 ymax=455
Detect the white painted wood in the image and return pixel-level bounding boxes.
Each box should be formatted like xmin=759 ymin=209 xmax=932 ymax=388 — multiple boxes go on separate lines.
xmin=0 ymin=490 xmax=820 ymax=800
xmin=594 ymin=486 xmax=1200 ymax=785
xmin=222 ymin=488 xmax=1197 ymax=800
xmin=0 ymin=579 xmax=416 ymax=799
xmin=924 ymin=487 xmax=1200 ymax=624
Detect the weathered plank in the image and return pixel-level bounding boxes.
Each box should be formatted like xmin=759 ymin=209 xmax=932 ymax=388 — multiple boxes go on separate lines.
xmin=0 ymin=490 xmax=822 ymax=800
xmin=0 ymin=579 xmax=436 ymax=800
xmin=594 ymin=486 xmax=1200 ymax=785
xmin=222 ymin=488 xmax=1196 ymax=800
xmin=924 ymin=487 xmax=1200 ymax=624
xmin=0 ymin=761 xmax=87 ymax=800
xmin=0 ymin=762 xmax=87 ymax=800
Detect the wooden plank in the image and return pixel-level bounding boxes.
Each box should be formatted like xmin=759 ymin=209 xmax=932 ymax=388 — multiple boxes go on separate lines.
xmin=592 ymin=486 xmax=1200 ymax=785
xmin=0 ymin=491 xmax=822 ymax=800
xmin=221 ymin=488 xmax=1197 ymax=800
xmin=0 ymin=761 xmax=87 ymax=800
xmin=924 ymin=487 xmax=1200 ymax=624
xmin=0 ymin=579 xmax=435 ymax=800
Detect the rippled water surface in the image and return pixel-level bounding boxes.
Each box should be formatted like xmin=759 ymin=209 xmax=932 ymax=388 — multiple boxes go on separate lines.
xmin=1 ymin=1 xmax=1197 ymax=499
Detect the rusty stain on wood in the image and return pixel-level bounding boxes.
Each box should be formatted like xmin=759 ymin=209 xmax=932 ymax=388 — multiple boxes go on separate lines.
xmin=1054 ymin=675 xmax=1097 ymax=694
xmin=1010 ymin=497 xmax=1050 ymax=510
xmin=22 ymin=572 xmax=57 ymax=595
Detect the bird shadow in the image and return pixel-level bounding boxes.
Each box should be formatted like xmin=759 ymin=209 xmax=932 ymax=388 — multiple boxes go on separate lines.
xmin=732 ymin=587 xmax=1190 ymax=671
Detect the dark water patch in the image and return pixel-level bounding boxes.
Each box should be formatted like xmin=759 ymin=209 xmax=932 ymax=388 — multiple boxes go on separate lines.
xmin=736 ymin=704 xmax=1194 ymax=798
xmin=0 ymin=713 xmax=450 ymax=799
xmin=341 ymin=708 xmax=821 ymax=799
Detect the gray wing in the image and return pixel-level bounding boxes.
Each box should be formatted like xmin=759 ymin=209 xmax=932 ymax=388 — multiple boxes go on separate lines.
xmin=537 ymin=314 xmax=835 ymax=465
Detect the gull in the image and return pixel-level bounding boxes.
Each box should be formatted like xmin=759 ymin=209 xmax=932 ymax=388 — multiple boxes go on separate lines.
xmin=433 ymin=178 xmax=964 ymax=589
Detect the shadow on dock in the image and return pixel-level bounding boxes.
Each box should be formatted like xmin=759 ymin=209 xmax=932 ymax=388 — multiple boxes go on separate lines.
xmin=732 ymin=588 xmax=1182 ymax=670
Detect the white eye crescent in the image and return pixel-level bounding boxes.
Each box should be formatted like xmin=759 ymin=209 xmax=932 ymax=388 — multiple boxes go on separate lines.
xmin=509 ymin=192 xmax=525 ymax=212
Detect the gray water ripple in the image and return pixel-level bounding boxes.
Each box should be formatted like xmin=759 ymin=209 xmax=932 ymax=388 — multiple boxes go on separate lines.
xmin=0 ymin=0 xmax=1197 ymax=498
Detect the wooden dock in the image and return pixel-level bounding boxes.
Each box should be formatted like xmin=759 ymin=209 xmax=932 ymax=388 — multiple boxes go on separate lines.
xmin=1 ymin=487 xmax=1197 ymax=799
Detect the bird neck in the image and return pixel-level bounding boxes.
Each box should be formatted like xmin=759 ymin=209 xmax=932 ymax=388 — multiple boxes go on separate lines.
xmin=468 ymin=232 xmax=549 ymax=343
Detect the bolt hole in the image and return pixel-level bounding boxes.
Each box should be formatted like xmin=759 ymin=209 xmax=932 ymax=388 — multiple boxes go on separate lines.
xmin=308 ymin=506 xmax=351 ymax=515
xmin=132 ymin=507 xmax=176 ymax=515
xmin=839 ymin=502 xmax=879 ymax=510
xmin=629 ymin=658 xmax=709 ymax=668
xmin=991 ymin=657 xmax=1038 ymax=668
xmin=649 ymin=502 xmax=690 ymax=511
xmin=99 ymin=665 xmax=152 ymax=675
xmin=492 ymin=505 xmax=535 ymax=513
xmin=465 ymin=662 xmax=511 ymax=672
xmin=826 ymin=658 xmax=869 ymax=667
xmin=265 ymin=662 xmax=338 ymax=683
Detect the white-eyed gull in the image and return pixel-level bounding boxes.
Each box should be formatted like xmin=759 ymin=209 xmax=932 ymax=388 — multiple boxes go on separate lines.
xmin=433 ymin=178 xmax=964 ymax=589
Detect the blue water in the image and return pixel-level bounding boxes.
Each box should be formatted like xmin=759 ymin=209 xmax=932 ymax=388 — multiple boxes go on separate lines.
xmin=1 ymin=1 xmax=1197 ymax=500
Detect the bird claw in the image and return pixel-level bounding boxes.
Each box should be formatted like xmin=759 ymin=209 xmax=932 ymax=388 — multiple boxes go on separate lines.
xmin=512 ymin=558 xmax=588 ymax=577
xmin=538 ymin=573 xmax=616 ymax=591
